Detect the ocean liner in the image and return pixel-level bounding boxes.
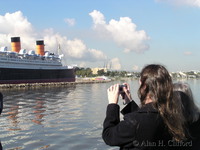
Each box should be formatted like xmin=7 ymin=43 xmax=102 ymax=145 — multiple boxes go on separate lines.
xmin=0 ymin=37 xmax=75 ymax=84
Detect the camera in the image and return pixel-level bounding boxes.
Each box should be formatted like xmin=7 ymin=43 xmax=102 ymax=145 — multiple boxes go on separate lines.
xmin=119 ymin=84 xmax=127 ymax=92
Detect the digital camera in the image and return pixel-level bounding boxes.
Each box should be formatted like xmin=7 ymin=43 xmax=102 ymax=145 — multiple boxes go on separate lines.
xmin=119 ymin=85 xmax=127 ymax=92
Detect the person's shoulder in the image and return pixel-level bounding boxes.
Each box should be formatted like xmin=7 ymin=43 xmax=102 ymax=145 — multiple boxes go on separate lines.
xmin=124 ymin=103 xmax=162 ymax=127
xmin=189 ymin=115 xmax=200 ymax=133
xmin=133 ymin=102 xmax=159 ymax=116
xmin=123 ymin=112 xmax=138 ymax=125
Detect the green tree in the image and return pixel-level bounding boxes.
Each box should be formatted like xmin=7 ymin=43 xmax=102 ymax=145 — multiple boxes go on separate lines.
xmin=85 ymin=68 xmax=92 ymax=76
xmin=97 ymin=69 xmax=105 ymax=76
xmin=75 ymin=67 xmax=93 ymax=77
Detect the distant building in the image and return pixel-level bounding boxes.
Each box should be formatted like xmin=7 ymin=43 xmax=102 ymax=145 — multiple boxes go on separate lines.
xmin=126 ymin=72 xmax=133 ymax=77
xmin=178 ymin=71 xmax=187 ymax=78
xmin=91 ymin=68 xmax=108 ymax=75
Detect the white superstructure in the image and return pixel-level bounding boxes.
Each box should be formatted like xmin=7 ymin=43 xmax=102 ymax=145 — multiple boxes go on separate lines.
xmin=0 ymin=46 xmax=68 ymax=70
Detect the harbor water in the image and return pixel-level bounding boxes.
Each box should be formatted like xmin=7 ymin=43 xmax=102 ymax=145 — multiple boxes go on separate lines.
xmin=0 ymin=79 xmax=200 ymax=150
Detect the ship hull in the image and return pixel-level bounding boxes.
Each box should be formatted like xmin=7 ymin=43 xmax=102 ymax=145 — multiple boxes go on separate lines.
xmin=0 ymin=68 xmax=75 ymax=84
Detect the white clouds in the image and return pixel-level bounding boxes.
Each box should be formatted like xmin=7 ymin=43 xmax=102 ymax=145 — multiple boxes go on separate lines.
xmin=0 ymin=11 xmax=33 ymax=35
xmin=64 ymin=18 xmax=76 ymax=26
xmin=89 ymin=10 xmax=106 ymax=25
xmin=0 ymin=11 xmax=107 ymax=65
xmin=88 ymin=49 xmax=107 ymax=61
xmin=184 ymin=51 xmax=192 ymax=55
xmin=89 ymin=10 xmax=150 ymax=53
xmin=0 ymin=11 xmax=36 ymax=49
xmin=79 ymin=62 xmax=87 ymax=68
xmin=132 ymin=65 xmax=139 ymax=71
xmin=66 ymin=39 xmax=88 ymax=58
xmin=155 ymin=0 xmax=200 ymax=7
xmin=42 ymin=29 xmax=107 ymax=63
xmin=109 ymin=58 xmax=121 ymax=70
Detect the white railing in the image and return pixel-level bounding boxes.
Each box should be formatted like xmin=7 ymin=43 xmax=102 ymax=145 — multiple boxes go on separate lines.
xmin=0 ymin=54 xmax=68 ymax=70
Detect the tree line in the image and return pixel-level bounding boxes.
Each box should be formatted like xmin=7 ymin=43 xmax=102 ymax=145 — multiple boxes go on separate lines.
xmin=74 ymin=67 xmax=139 ymax=77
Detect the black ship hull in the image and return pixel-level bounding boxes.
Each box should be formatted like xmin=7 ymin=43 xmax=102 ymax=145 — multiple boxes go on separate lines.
xmin=0 ymin=68 xmax=75 ymax=84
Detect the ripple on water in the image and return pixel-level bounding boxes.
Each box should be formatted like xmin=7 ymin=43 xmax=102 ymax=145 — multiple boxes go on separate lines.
xmin=1 ymin=80 xmax=199 ymax=149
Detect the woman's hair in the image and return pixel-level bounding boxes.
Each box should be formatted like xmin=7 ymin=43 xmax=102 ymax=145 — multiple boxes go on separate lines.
xmin=173 ymin=82 xmax=200 ymax=123
xmin=138 ymin=64 xmax=186 ymax=141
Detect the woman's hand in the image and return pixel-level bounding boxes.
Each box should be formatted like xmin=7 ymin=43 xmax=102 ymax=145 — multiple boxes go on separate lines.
xmin=107 ymin=84 xmax=120 ymax=104
xmin=121 ymin=83 xmax=132 ymax=104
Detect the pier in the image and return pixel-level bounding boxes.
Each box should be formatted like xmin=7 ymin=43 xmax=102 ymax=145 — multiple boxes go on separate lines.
xmin=0 ymin=78 xmax=111 ymax=89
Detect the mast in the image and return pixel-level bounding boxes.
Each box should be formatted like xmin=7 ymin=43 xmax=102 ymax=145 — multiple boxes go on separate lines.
xmin=57 ymin=43 xmax=61 ymax=55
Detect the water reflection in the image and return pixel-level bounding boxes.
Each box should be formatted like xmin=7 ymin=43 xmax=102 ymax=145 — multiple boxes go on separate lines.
xmin=0 ymin=85 xmax=77 ymax=150
xmin=0 ymin=79 xmax=199 ymax=150
xmin=32 ymin=100 xmax=46 ymax=125
xmin=7 ymin=104 xmax=21 ymax=131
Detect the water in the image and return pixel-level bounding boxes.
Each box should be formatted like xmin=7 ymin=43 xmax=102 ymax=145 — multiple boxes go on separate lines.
xmin=0 ymin=79 xmax=200 ymax=150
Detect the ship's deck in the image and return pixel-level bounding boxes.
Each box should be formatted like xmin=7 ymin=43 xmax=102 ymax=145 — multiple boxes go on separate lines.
xmin=0 ymin=52 xmax=69 ymax=69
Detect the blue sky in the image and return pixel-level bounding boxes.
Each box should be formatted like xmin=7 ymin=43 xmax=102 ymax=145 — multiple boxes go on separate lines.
xmin=0 ymin=0 xmax=200 ymax=72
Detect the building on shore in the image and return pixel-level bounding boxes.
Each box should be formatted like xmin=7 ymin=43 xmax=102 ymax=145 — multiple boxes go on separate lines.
xmin=91 ymin=67 xmax=108 ymax=75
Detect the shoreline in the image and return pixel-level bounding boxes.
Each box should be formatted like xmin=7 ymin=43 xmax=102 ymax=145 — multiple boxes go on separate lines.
xmin=0 ymin=79 xmax=112 ymax=89
xmin=1 ymin=77 xmax=198 ymax=89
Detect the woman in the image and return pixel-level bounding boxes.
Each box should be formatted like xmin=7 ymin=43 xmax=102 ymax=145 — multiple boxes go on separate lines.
xmin=102 ymin=64 xmax=186 ymax=149
xmin=173 ymin=82 xmax=200 ymax=150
